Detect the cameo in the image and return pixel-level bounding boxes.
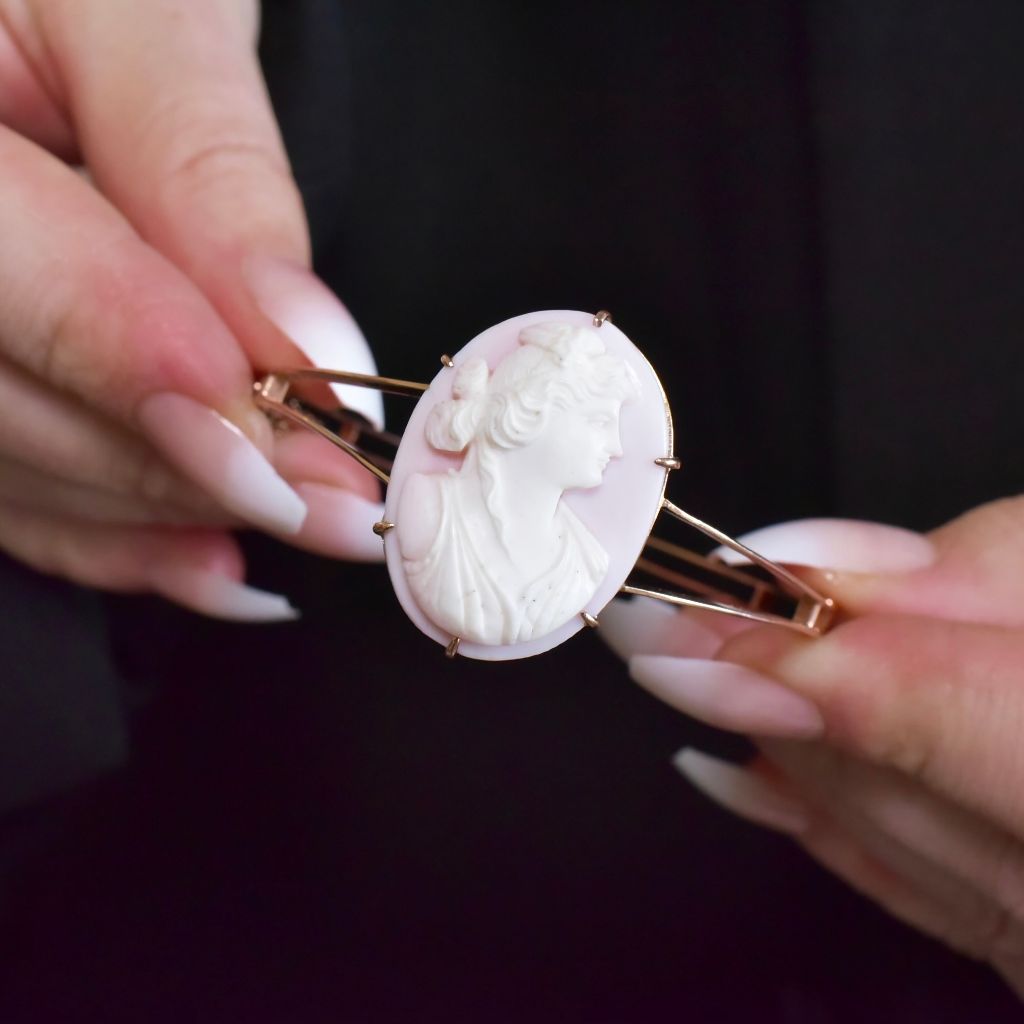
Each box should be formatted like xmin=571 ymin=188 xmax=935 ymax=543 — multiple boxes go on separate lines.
xmin=396 ymin=322 xmax=639 ymax=646
xmin=383 ymin=311 xmax=672 ymax=661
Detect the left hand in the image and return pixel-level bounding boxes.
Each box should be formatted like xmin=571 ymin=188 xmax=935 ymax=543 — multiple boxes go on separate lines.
xmin=0 ymin=0 xmax=385 ymax=620
xmin=601 ymin=496 xmax=1024 ymax=996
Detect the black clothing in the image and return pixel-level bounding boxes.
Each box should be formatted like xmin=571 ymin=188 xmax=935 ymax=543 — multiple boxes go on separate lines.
xmin=1 ymin=2 xmax=1022 ymax=1020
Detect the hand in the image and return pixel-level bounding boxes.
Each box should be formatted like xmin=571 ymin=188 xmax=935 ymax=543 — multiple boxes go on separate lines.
xmin=0 ymin=0 xmax=383 ymax=620
xmin=601 ymin=496 xmax=1024 ymax=995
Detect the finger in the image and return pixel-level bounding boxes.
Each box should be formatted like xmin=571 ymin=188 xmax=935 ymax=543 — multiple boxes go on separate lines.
xmin=597 ymin=597 xmax=724 ymax=662
xmin=0 ymin=8 xmax=75 ymax=156
xmin=675 ymin=749 xmax=1016 ymax=967
xmin=0 ymin=127 xmax=305 ymax=534
xmin=0 ymin=356 xmax=228 ymax=515
xmin=718 ymin=614 xmax=1024 ymax=838
xmin=712 ymin=499 xmax=1024 ymax=629
xmin=271 ymin=428 xmax=381 ymax=502
xmin=598 ymin=519 xmax=937 ymax=667
xmin=841 ymin=496 xmax=1024 ymax=626
xmin=0 ymin=350 xmax=385 ymax=560
xmin=38 ymin=0 xmax=383 ymax=426
xmin=628 ymin=653 xmax=825 ymax=738
xmin=0 ymin=506 xmax=296 ymax=621
xmin=0 ymin=459 xmax=235 ymax=526
xmin=798 ymin=807 xmax=999 ymax=964
xmin=763 ymin=739 xmax=1024 ymax=958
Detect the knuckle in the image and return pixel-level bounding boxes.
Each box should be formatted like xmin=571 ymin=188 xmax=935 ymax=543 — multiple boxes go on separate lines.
xmin=143 ymin=90 xmax=294 ymax=206
xmin=40 ymin=296 xmax=112 ymax=398
xmin=990 ymin=843 xmax=1024 ymax=944
xmin=974 ymin=904 xmax=1024 ymax=965
xmin=858 ymin=712 xmax=933 ymax=779
xmin=2 ymin=513 xmax=85 ymax=585
xmin=108 ymin=439 xmax=178 ymax=504
xmin=168 ymin=136 xmax=292 ymax=200
xmin=823 ymin=616 xmax=943 ymax=780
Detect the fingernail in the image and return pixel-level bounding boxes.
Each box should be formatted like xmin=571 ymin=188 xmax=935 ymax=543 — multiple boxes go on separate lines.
xmin=245 ymin=257 xmax=384 ymax=429
xmin=631 ymin=656 xmax=824 ymax=738
xmin=599 ymin=597 xmax=722 ymax=661
xmin=293 ymin=483 xmax=386 ymax=562
xmin=672 ymin=748 xmax=809 ymax=835
xmin=711 ymin=519 xmax=936 ymax=573
xmin=149 ymin=565 xmax=299 ymax=622
xmin=138 ymin=393 xmax=307 ymax=535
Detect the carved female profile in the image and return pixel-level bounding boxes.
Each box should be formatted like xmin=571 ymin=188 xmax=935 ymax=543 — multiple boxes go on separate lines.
xmin=396 ymin=322 xmax=640 ymax=645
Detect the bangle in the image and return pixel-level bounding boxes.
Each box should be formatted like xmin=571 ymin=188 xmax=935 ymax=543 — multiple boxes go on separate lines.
xmin=255 ymin=310 xmax=835 ymax=661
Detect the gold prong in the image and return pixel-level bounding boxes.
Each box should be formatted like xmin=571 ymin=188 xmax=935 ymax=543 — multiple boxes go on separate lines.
xmin=440 ymin=354 xmax=454 ymax=367
xmin=372 ymin=520 xmax=395 ymax=537
xmin=654 ymin=456 xmax=682 ymax=470
xmin=445 ymin=636 xmax=461 ymax=658
xmin=255 ymin=372 xmax=291 ymax=404
xmin=593 ymin=310 xmax=613 ymax=328
xmin=580 ymin=611 xmax=599 ymax=629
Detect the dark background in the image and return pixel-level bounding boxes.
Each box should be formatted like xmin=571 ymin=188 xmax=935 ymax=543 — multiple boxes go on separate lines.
xmin=2 ymin=2 xmax=1023 ymax=1020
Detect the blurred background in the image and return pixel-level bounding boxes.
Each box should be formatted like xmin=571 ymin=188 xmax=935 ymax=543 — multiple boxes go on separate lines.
xmin=1 ymin=1 xmax=1023 ymax=1020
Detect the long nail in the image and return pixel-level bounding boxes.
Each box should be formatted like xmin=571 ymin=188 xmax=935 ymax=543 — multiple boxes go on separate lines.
xmin=149 ymin=565 xmax=299 ymax=622
xmin=137 ymin=393 xmax=307 ymax=535
xmin=711 ymin=519 xmax=936 ymax=573
xmin=631 ymin=655 xmax=824 ymax=738
xmin=672 ymin=748 xmax=809 ymax=835
xmin=245 ymin=257 xmax=384 ymax=429
xmin=292 ymin=484 xmax=386 ymax=562
xmin=599 ymin=597 xmax=723 ymax=661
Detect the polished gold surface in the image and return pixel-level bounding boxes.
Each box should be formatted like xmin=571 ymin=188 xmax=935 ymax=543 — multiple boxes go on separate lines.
xmin=253 ymin=367 xmax=431 ymax=486
xmin=258 ymin=366 xmax=428 ymax=398
xmin=580 ymin=611 xmax=599 ymax=629
xmin=623 ymin=498 xmax=836 ymax=637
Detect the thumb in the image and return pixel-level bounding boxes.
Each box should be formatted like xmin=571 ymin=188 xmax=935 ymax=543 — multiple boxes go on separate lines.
xmin=711 ymin=495 xmax=1024 ymax=628
xmin=38 ymin=0 xmax=382 ymax=426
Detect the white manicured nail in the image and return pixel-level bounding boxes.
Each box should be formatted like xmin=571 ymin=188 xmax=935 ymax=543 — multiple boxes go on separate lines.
xmin=293 ymin=484 xmax=386 ymax=562
xmin=672 ymin=748 xmax=809 ymax=835
xmin=632 ymin=656 xmax=823 ymax=738
xmin=137 ymin=392 xmax=307 ymax=535
xmin=599 ymin=597 xmax=723 ymax=661
xmin=711 ymin=518 xmax=936 ymax=573
xmin=246 ymin=257 xmax=384 ymax=429
xmin=149 ymin=566 xmax=298 ymax=622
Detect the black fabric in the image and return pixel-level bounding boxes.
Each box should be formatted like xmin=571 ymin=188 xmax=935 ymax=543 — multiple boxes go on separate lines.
xmin=811 ymin=4 xmax=1024 ymax=521
xmin=1 ymin=2 xmax=1022 ymax=1020
xmin=0 ymin=556 xmax=125 ymax=813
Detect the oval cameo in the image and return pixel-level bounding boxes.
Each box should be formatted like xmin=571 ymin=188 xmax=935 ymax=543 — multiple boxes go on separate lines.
xmin=383 ymin=311 xmax=672 ymax=661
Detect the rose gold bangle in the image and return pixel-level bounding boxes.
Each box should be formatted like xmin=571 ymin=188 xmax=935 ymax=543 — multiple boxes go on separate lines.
xmin=255 ymin=310 xmax=835 ymax=661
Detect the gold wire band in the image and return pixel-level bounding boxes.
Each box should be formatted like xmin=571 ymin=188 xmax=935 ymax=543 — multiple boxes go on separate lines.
xmin=624 ymin=498 xmax=834 ymax=636
xmin=252 ymin=369 xmax=426 ymax=484
xmin=254 ymin=351 xmax=834 ymax=638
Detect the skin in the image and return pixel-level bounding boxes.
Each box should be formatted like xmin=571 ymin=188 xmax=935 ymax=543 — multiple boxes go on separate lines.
xmin=696 ymin=496 xmax=1024 ymax=995
xmin=0 ymin=0 xmax=375 ymax=598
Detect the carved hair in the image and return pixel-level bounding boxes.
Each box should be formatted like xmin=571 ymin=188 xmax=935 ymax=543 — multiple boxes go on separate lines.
xmin=425 ymin=356 xmax=490 ymax=452
xmin=426 ymin=323 xmax=640 ymax=453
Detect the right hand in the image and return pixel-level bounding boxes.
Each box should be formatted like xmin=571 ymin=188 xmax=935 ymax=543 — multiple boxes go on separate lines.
xmin=0 ymin=0 xmax=385 ymax=620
